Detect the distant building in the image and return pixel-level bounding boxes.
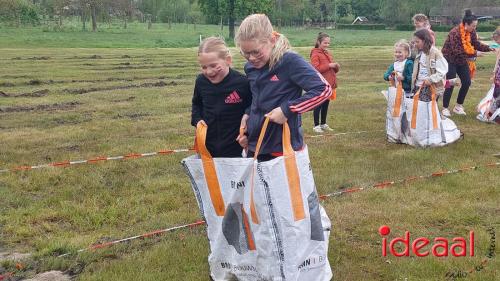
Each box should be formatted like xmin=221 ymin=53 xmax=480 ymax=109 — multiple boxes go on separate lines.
xmin=352 ymin=16 xmax=369 ymax=25
xmin=430 ymin=6 xmax=500 ymax=26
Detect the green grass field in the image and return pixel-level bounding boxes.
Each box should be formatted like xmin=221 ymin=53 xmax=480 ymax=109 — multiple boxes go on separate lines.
xmin=0 ymin=22 xmax=494 ymax=48
xmin=0 ymin=27 xmax=499 ymax=281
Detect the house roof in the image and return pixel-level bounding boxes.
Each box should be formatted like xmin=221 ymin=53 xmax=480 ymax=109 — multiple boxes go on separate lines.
xmin=430 ymin=6 xmax=500 ymax=17
xmin=352 ymin=16 xmax=369 ymax=24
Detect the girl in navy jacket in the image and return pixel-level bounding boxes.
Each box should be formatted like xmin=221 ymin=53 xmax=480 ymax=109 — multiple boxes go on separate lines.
xmin=235 ymin=14 xmax=332 ymax=160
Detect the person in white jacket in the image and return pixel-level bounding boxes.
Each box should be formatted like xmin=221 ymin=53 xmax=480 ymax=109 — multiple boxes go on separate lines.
xmin=411 ymin=28 xmax=448 ymax=102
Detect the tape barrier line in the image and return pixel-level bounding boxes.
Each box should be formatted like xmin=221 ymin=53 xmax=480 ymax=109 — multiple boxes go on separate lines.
xmin=305 ymin=130 xmax=384 ymax=139
xmin=0 ymin=130 xmax=382 ymax=174
xmin=0 ymin=149 xmax=193 ymax=174
xmin=0 ymin=272 xmax=13 ymax=280
xmin=319 ymin=162 xmax=499 ymax=199
xmin=57 ymin=162 xmax=499 ymax=257
xmin=57 ymin=220 xmax=206 ymax=258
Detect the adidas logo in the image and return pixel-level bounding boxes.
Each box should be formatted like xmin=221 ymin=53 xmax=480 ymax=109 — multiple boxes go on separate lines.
xmin=270 ymin=75 xmax=280 ymax=81
xmin=225 ymin=91 xmax=242 ymax=104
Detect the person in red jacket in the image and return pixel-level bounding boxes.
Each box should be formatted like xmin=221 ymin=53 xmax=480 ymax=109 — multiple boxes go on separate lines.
xmin=310 ymin=32 xmax=339 ymax=133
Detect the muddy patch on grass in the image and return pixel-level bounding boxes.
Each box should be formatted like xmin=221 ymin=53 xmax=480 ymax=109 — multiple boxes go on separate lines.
xmin=2 ymin=75 xmax=33 ymax=79
xmin=28 ymin=79 xmax=54 ymax=85
xmin=64 ymin=81 xmax=177 ymax=95
xmin=111 ymin=96 xmax=136 ymax=102
xmin=9 ymin=76 xmax=169 ymax=87
xmin=0 ymin=101 xmax=81 ymax=113
xmin=0 ymin=89 xmax=49 ymax=98
xmin=17 ymin=89 xmax=50 ymax=97
xmin=108 ymin=65 xmax=163 ymax=70
xmin=58 ymin=144 xmax=80 ymax=152
xmin=25 ymin=271 xmax=71 ymax=281
xmin=113 ymin=112 xmax=152 ymax=120
xmin=11 ymin=56 xmax=51 ymax=60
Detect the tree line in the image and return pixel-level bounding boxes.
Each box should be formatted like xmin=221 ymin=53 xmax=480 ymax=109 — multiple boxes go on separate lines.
xmin=1 ymin=0 xmax=499 ymax=35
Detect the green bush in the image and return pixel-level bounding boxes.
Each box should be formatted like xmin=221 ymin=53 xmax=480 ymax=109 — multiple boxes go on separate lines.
xmin=336 ymin=24 xmax=385 ymax=30
xmin=432 ymin=25 xmax=454 ymax=32
xmin=394 ymin=24 xmax=414 ymax=31
xmin=476 ymin=24 xmax=497 ymax=32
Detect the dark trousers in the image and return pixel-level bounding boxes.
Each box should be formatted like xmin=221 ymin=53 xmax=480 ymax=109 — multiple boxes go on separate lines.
xmin=313 ymin=100 xmax=330 ymax=126
xmin=443 ymin=63 xmax=471 ymax=108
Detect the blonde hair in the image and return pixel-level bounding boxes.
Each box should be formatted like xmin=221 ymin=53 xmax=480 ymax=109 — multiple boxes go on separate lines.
xmin=235 ymin=14 xmax=291 ymax=69
xmin=394 ymin=39 xmax=410 ymax=57
xmin=493 ymin=27 xmax=500 ymax=40
xmin=198 ymin=36 xmax=230 ymax=59
xmin=412 ymin=14 xmax=429 ymax=25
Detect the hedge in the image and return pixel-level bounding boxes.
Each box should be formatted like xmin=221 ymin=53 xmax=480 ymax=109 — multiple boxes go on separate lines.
xmin=336 ymin=24 xmax=385 ymax=30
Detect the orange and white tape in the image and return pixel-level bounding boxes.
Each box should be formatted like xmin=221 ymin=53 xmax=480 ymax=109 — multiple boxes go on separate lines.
xmin=0 ymin=130 xmax=381 ymax=174
xmin=57 ymin=162 xmax=499 ymax=257
xmin=57 ymin=220 xmax=205 ymax=258
xmin=0 ymin=148 xmax=193 ymax=174
xmin=319 ymin=162 xmax=499 ymax=199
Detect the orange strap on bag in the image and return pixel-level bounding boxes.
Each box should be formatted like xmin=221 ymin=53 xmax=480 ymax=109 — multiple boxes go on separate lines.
xmin=195 ymin=123 xmax=226 ymax=216
xmin=252 ymin=117 xmax=305 ymax=222
xmin=411 ymin=86 xmax=438 ymax=130
xmin=282 ymin=120 xmax=306 ymax=221
xmin=430 ymin=86 xmax=438 ymax=130
xmin=411 ymin=89 xmax=421 ymax=129
xmin=393 ymin=82 xmax=403 ymax=117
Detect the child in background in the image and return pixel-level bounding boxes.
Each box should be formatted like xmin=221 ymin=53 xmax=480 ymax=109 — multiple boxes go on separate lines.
xmin=310 ymin=32 xmax=340 ymax=133
xmin=490 ymin=28 xmax=500 ymax=121
xmin=478 ymin=27 xmax=500 ymax=123
xmin=412 ymin=29 xmax=448 ymax=101
xmin=382 ymin=40 xmax=413 ymax=143
xmin=384 ymin=39 xmax=413 ymax=97
xmin=412 ymin=14 xmax=435 ymax=45
xmin=235 ymin=14 xmax=332 ymax=161
xmin=191 ymin=37 xmax=252 ymax=157
xmin=412 ymin=13 xmax=460 ymax=89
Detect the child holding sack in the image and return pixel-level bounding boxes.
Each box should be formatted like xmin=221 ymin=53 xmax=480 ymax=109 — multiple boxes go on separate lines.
xmin=236 ymin=14 xmax=332 ymax=160
xmin=383 ymin=39 xmax=413 ymax=143
xmin=408 ymin=29 xmax=461 ymax=147
xmin=477 ymin=27 xmax=500 ymax=124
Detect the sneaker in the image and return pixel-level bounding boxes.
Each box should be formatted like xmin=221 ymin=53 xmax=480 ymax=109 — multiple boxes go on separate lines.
xmin=442 ymin=108 xmax=451 ymax=117
xmin=313 ymin=125 xmax=324 ymax=133
xmin=320 ymin=124 xmax=333 ymax=131
xmin=453 ymin=104 xmax=466 ymax=115
xmin=476 ymin=113 xmax=487 ymax=122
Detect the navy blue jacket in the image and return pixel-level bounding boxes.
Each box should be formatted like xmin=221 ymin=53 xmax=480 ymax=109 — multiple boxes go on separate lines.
xmin=245 ymin=52 xmax=332 ymax=155
xmin=191 ymin=68 xmax=251 ymax=157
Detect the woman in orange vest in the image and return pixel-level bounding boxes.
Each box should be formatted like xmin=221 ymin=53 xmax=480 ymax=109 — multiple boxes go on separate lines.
xmin=310 ymin=32 xmax=340 ymax=133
